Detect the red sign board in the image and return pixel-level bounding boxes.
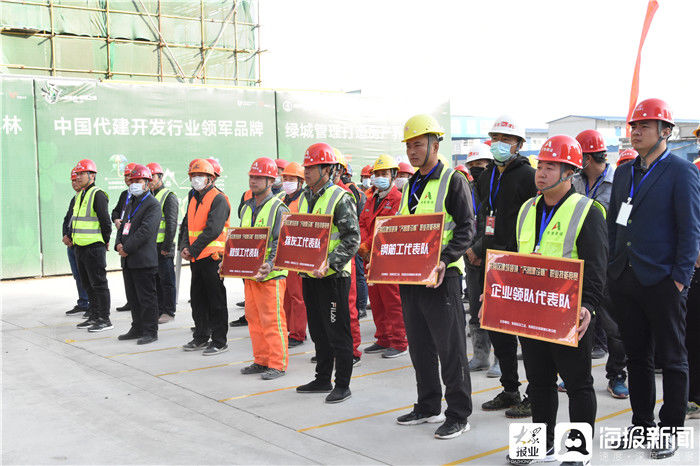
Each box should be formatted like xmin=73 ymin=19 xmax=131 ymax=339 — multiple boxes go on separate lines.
xmin=367 ymin=213 xmax=444 ymax=285
xmin=220 ymin=227 xmax=269 ymax=278
xmin=274 ymin=213 xmax=332 ymax=273
xmin=480 ymin=249 xmax=584 ymax=347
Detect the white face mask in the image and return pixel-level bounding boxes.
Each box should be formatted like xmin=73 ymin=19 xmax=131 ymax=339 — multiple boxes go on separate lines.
xmin=273 ymin=176 xmax=282 ymax=188
xmin=128 ymin=182 xmax=145 ymax=196
xmin=361 ymin=178 xmax=371 ymax=189
xmin=282 ymin=181 xmax=298 ymax=195
xmin=191 ymin=176 xmax=207 ymax=191
xmin=394 ymin=177 xmax=408 ymax=190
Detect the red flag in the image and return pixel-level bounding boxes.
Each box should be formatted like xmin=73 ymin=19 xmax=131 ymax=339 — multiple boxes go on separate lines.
xmin=626 ymin=0 xmax=659 ymax=137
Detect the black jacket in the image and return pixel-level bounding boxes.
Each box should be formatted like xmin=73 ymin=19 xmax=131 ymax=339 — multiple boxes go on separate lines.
xmin=63 ymin=195 xmax=76 ymax=238
xmin=111 ymin=189 xmax=130 ymax=222
xmin=152 ymin=186 xmax=179 ymax=256
xmin=178 ymin=185 xmax=230 ymax=259
xmin=115 ymin=191 xmax=161 ymax=269
xmin=472 ymin=156 xmax=536 ymax=259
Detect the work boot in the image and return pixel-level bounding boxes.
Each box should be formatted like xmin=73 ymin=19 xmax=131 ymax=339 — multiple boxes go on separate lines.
xmin=486 ymin=358 xmax=501 ymax=378
xmin=468 ymin=324 xmax=491 ymax=371
xmin=482 ymin=390 xmax=521 ymax=411
xmin=325 ymin=386 xmax=351 ymax=403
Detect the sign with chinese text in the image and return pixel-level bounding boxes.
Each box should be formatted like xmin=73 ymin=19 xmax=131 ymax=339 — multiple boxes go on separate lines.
xmin=480 ymin=249 xmax=584 ymax=347
xmin=367 ymin=213 xmax=444 ymax=285
xmin=274 ymin=213 xmax=332 ymax=273
xmin=220 ymin=227 xmax=269 ymax=278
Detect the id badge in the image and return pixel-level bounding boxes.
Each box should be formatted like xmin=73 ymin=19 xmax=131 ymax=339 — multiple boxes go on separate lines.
xmin=616 ymin=200 xmax=633 ymax=226
xmin=122 ymin=222 xmax=131 ymax=235
xmin=485 ymin=215 xmax=496 ymax=236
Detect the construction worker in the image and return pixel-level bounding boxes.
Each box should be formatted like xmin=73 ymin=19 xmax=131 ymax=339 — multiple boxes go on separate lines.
xmin=469 ymin=115 xmax=536 ymax=418
xmin=63 ymin=168 xmax=90 ymax=317
xmin=115 ymin=164 xmax=161 ymax=345
xmin=281 ymin=161 xmax=308 ymax=347
xmin=180 ymin=159 xmax=231 ymax=355
xmin=358 ymin=154 xmax=407 ymax=359
xmin=112 ymin=161 xmax=136 ymax=313
xmin=463 ymin=144 xmax=498 ymax=376
xmin=232 ymin=158 xmax=255 ymax=325
xmin=616 ymin=148 xmax=638 ymax=167
xmin=295 ymin=142 xmax=360 ymax=404
xmin=690 ymin=125 xmax=700 ymax=419
xmin=360 ymin=165 xmax=373 ymax=192
xmin=571 ymin=129 xmax=629 ymax=399
xmin=607 ymin=98 xmax=700 ymax=459
xmin=505 ymin=135 xmax=607 ymax=464
xmin=395 ymin=114 xmax=475 ymax=439
xmin=71 ymin=159 xmax=113 ymax=332
xmin=147 ymin=162 xmax=179 ymax=324
xmin=395 ymin=162 xmax=414 ymax=191
xmin=236 ymin=157 xmax=290 ymax=380
xmin=273 ymin=159 xmax=289 ymax=197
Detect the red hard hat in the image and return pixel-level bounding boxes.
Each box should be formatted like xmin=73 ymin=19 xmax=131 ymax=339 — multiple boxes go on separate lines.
xmin=398 ymin=162 xmax=415 ymax=175
xmin=206 ymin=158 xmax=222 ymax=177
xmin=628 ymin=98 xmax=674 ymax=125
xmin=275 ymin=159 xmax=290 ymax=170
xmin=147 ymin=162 xmax=163 ymax=175
xmin=249 ymin=157 xmax=277 ymax=178
xmin=455 ymin=164 xmax=469 ymax=175
xmin=484 ymin=139 xmax=492 ymax=147
xmin=75 ymin=159 xmax=97 ymax=173
xmin=537 ymin=135 xmax=583 ymax=169
xmin=617 ymin=149 xmax=638 ymax=167
xmin=576 ymin=129 xmax=606 ymax=154
xmin=361 ymin=165 xmax=373 ymax=177
xmin=128 ymin=164 xmax=153 ymax=181
xmin=70 ymin=168 xmax=78 ymax=181
xmin=303 ymin=143 xmax=337 ymax=167
xmin=123 ymin=162 xmax=137 ymax=176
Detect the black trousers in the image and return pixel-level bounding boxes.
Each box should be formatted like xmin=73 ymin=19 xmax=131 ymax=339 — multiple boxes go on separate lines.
xmin=466 ymin=264 xmax=482 ymax=326
xmin=123 ymin=267 xmax=158 ymax=337
xmin=686 ymin=267 xmax=699 ymax=404
xmin=597 ymin=290 xmax=627 ymax=380
xmin=521 ymin=327 xmax=596 ymax=450
xmin=400 ymin=274 xmax=473 ymax=423
xmin=75 ymin=244 xmax=110 ymax=319
xmin=302 ymin=275 xmax=354 ymax=388
xmin=156 ymin=253 xmax=177 ymax=317
xmin=610 ymin=267 xmax=688 ymax=428
xmin=190 ymin=256 xmax=228 ymax=348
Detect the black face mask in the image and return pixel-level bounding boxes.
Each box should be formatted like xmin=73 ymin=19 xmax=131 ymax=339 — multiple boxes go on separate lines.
xmin=341 ymin=174 xmax=351 ymax=184
xmin=469 ymin=166 xmax=485 ymax=181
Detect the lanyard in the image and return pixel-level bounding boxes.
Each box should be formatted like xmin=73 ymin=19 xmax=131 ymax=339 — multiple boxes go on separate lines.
xmin=629 ymin=151 xmax=669 ymax=201
xmin=488 ymin=168 xmax=502 ymax=214
xmin=126 ymin=192 xmax=150 ymax=222
xmin=585 ymin=165 xmax=608 ymax=199
xmin=471 ymin=190 xmax=481 ymax=216
xmin=537 ymin=198 xmax=563 ymax=250
xmin=409 ymin=164 xmax=439 ymax=205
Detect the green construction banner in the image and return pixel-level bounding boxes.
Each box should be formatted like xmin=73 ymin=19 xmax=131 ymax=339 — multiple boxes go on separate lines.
xmin=33 ymin=79 xmax=277 ymax=276
xmin=0 ymin=77 xmax=42 ymax=279
xmin=275 ymin=90 xmax=451 ymax=175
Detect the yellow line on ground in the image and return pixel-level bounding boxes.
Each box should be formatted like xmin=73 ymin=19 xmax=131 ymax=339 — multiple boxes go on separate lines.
xmin=65 ymin=336 xmax=112 ymax=343
xmin=156 ymin=349 xmax=314 ymax=377
xmin=106 ymin=346 xmax=180 ymax=358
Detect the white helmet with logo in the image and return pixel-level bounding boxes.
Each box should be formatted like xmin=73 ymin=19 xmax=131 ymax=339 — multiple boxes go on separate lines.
xmin=466 ymin=143 xmax=493 ymax=164
xmin=488 ymin=115 xmax=525 ymax=141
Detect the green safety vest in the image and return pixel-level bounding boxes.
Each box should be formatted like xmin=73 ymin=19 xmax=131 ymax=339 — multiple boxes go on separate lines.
xmin=298 ymin=184 xmax=351 ymax=278
xmin=71 ymin=186 xmax=108 ymax=246
xmin=516 ymin=193 xmax=605 ymax=259
xmin=398 ymin=165 xmax=464 ymax=274
xmin=154 ymin=188 xmax=171 ymax=243
xmin=240 ymin=195 xmax=288 ymax=281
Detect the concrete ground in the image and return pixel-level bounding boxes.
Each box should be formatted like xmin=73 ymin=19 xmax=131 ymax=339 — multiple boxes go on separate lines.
xmin=1 ymin=268 xmax=698 ymax=465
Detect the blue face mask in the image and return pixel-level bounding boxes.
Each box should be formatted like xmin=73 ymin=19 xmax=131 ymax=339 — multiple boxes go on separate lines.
xmin=490 ymin=141 xmax=515 ymax=165
xmin=372 ymin=176 xmax=391 ymax=191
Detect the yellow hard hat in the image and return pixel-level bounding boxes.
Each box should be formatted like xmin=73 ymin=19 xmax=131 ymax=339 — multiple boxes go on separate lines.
xmin=528 ymin=154 xmax=539 ymax=169
xmin=693 ymin=124 xmax=700 ymax=138
xmin=438 ymin=153 xmax=450 ymax=167
xmin=402 ymin=114 xmax=445 ymax=142
xmin=373 ymin=154 xmax=399 ymax=172
xmin=332 ymin=147 xmax=347 ymax=168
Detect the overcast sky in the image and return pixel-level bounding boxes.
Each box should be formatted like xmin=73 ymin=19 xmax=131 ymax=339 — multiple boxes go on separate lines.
xmin=259 ymin=0 xmax=698 ymax=129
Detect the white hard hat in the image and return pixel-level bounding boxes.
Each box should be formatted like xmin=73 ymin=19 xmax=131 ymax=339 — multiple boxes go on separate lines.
xmin=488 ymin=114 xmax=525 ymax=140
xmin=466 ymin=143 xmax=493 ymax=164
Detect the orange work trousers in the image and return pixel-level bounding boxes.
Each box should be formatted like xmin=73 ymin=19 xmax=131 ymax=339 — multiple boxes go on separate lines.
xmin=244 ymin=278 xmax=289 ymax=371
xmin=283 ymin=271 xmax=307 ymax=341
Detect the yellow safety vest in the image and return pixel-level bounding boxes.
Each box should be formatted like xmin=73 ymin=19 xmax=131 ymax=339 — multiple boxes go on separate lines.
xmin=240 ymin=195 xmax=288 ymax=281
xmin=71 ymin=186 xmax=108 ymax=246
xmin=154 ymin=188 xmax=171 ymax=243
xmin=398 ymin=165 xmax=464 ymax=274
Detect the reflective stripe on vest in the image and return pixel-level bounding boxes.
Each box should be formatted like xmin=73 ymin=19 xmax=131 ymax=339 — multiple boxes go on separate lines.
xmin=298 ymin=185 xmax=349 ymax=277
xmin=516 ymin=193 xmax=597 ymax=259
xmin=398 ymin=165 xmax=464 ymax=274
xmin=240 ymin=196 xmax=288 ymax=281
xmin=71 ymin=186 xmax=107 ymax=245
xmin=154 ymin=188 xmax=171 ymax=243
xmin=187 ymin=188 xmax=230 ymax=261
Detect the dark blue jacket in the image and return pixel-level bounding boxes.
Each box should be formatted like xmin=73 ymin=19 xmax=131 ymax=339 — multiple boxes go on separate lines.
xmin=608 ymin=151 xmax=700 ymax=287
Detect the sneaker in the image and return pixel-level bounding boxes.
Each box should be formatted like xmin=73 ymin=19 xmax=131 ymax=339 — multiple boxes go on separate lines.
xmin=310 ymin=355 xmax=317 ymax=363
xmin=612 ymin=426 xmax=649 ymax=450
xmin=396 ymin=410 xmax=445 ymax=425
xmin=296 ymin=379 xmax=333 ymax=393
xmin=87 ymin=319 xmax=114 ymax=333
xmin=137 ymin=335 xmax=157 ymax=345
xmin=686 ymin=401 xmax=700 ymax=419
xmin=229 ymin=315 xmax=247 ymax=327
xmin=182 ymin=340 xmax=208 ymax=351
xmin=236 ymin=301 xmax=245 ymax=307
xmin=77 ymin=317 xmax=96 ymax=329
xmin=434 ymin=418 xmax=470 ymax=439
xmin=486 ymin=359 xmax=501 ymax=378
xmin=353 ymin=356 xmax=361 ymax=367
xmin=325 ymin=386 xmax=351 ymax=403
xmin=506 ymin=447 xmax=556 ymax=464
xmin=482 ymin=390 xmax=521 ymax=411
xmin=240 ymin=363 xmax=268 ymax=375
xmin=591 ymin=346 xmax=607 ymax=360
xmin=288 ymin=337 xmax=303 ymax=348
xmin=118 ymin=330 xmax=141 ymax=340
xmin=82 ymin=311 xmax=90 ymax=318
xmin=364 ymin=343 xmax=388 ymax=354
xmin=506 ymin=397 xmax=532 ymax=419
xmin=66 ymin=306 xmax=87 ymax=316
xmin=382 ymin=347 xmax=408 ymax=358
xmin=202 ymin=343 xmax=228 ymax=356
xmin=607 ymin=376 xmax=629 ymax=399
xmin=558 ymin=381 xmax=567 ymax=392
xmin=158 ymin=314 xmax=174 ymax=324
xmin=116 ymin=303 xmax=131 ymax=312
xmin=650 ymin=433 xmax=678 ymax=459
xmin=358 ymin=309 xmax=367 ymax=319
xmin=261 ymin=368 xmax=285 ymax=380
